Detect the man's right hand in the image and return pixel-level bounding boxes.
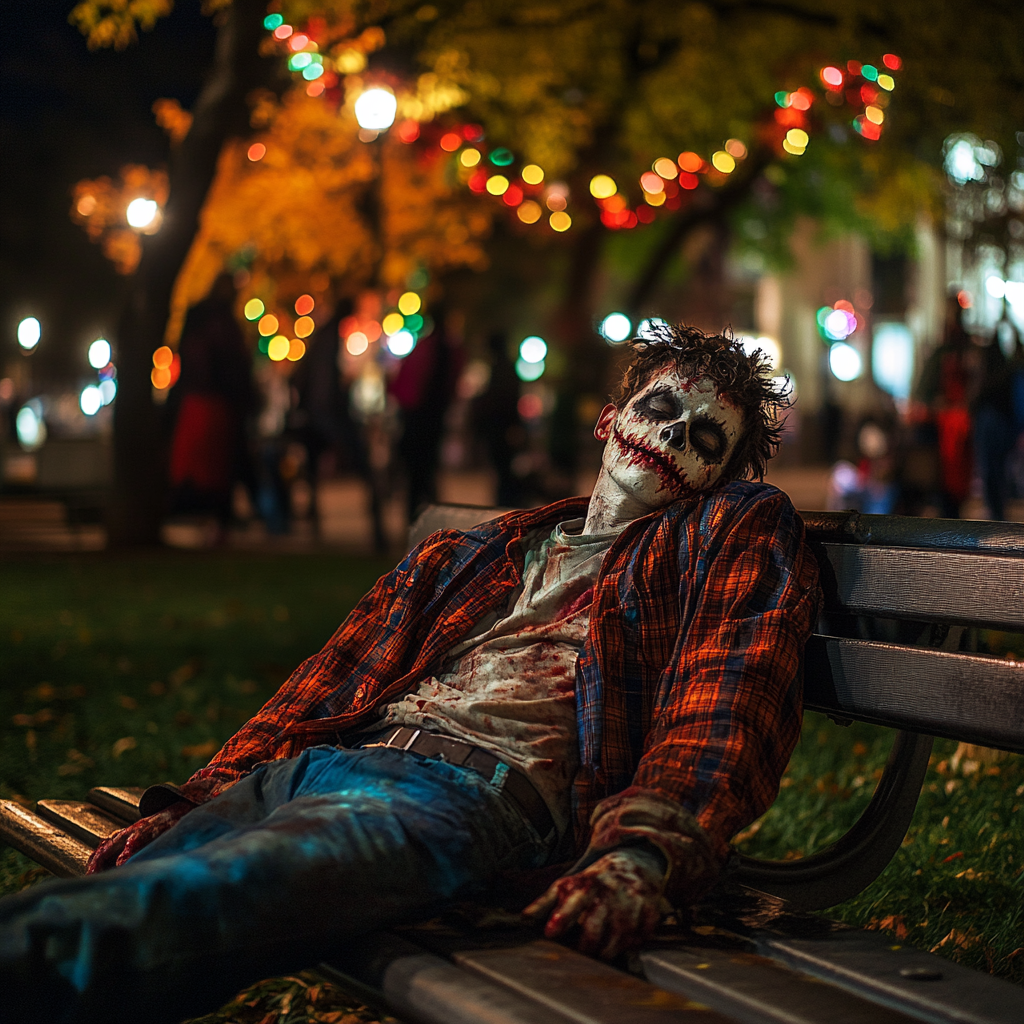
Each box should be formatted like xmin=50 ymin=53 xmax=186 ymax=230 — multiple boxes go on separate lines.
xmin=87 ymin=800 xmax=192 ymax=873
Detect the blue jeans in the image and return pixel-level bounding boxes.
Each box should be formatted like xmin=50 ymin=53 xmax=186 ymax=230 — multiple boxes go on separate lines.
xmin=0 ymin=745 xmax=554 ymax=1023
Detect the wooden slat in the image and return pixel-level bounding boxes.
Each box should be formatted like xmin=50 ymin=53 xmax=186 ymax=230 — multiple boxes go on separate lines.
xmin=641 ymin=946 xmax=920 ymax=1024
xmin=0 ymin=800 xmax=91 ymax=877
xmin=36 ymin=800 xmax=125 ymax=848
xmin=454 ymin=940 xmax=732 ymax=1024
xmin=323 ymin=932 xmax=574 ymax=1024
xmin=820 ymin=544 xmax=1024 ymax=631
xmin=759 ymin=931 xmax=1024 ymax=1024
xmin=87 ymin=785 xmax=144 ymax=823
xmin=805 ymin=637 xmax=1024 ymax=752
xmin=800 ymin=510 xmax=1024 ymax=556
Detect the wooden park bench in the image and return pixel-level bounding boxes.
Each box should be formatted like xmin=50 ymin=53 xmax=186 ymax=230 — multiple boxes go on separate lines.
xmin=3 ymin=504 xmax=1023 ymax=1024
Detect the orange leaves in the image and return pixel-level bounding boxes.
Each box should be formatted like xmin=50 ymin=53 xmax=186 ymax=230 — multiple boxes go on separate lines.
xmin=866 ymin=914 xmax=909 ymax=940
xmin=69 ymin=1 xmax=173 ymax=51
xmin=70 ymin=164 xmax=168 ymax=274
xmin=152 ymin=98 xmax=193 ymax=145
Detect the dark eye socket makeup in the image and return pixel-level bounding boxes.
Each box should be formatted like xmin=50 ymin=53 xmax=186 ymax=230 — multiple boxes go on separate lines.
xmin=634 ymin=388 xmax=678 ymax=420
xmin=688 ymin=417 xmax=728 ymax=463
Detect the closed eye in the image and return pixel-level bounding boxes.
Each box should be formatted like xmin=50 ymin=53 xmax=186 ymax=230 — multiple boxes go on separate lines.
xmin=688 ymin=417 xmax=728 ymax=463
xmin=634 ymin=388 xmax=678 ymax=420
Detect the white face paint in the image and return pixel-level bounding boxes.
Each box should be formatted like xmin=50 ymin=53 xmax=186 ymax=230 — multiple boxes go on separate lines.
xmin=599 ymin=370 xmax=744 ymax=508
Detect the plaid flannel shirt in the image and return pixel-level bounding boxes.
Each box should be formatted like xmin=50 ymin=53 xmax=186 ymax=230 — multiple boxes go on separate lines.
xmin=175 ymin=481 xmax=819 ymax=899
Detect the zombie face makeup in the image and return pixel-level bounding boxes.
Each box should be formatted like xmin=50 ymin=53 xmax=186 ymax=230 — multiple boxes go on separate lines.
xmin=597 ymin=370 xmax=743 ymax=509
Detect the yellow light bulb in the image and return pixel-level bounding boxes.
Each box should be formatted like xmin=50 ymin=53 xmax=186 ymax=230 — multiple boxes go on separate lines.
xmin=485 ymin=175 xmax=510 ymax=196
xmin=589 ymin=175 xmax=616 ymax=199
xmin=549 ymin=211 xmax=572 ymax=232
xmin=267 ymin=335 xmax=290 ymax=361
xmin=786 ymin=128 xmax=809 ymax=148
xmin=460 ymin=149 xmax=481 ymax=167
xmin=711 ymin=151 xmax=736 ymax=174
xmin=521 ymin=164 xmax=544 ymax=185
xmin=398 ymin=292 xmax=421 ymax=315
xmin=382 ymin=312 xmax=405 ymax=335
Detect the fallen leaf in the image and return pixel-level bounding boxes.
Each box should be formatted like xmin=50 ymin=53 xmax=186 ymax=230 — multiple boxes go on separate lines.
xmin=112 ymin=736 xmax=137 ymax=758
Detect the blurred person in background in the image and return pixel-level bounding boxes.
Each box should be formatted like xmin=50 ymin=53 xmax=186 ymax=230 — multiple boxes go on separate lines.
xmin=472 ymin=331 xmax=525 ymax=507
xmin=390 ymin=306 xmax=462 ymax=522
xmin=291 ymin=298 xmax=386 ymax=550
xmin=970 ymin=325 xmax=1014 ymax=520
xmin=168 ymin=273 xmax=255 ymax=537
xmin=253 ymin=358 xmax=293 ymax=535
xmin=916 ymin=294 xmax=974 ymax=518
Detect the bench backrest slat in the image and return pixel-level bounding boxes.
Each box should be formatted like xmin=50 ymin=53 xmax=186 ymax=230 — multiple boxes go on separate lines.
xmin=805 ymin=636 xmax=1024 ymax=753
xmin=820 ymin=544 xmax=1024 ymax=631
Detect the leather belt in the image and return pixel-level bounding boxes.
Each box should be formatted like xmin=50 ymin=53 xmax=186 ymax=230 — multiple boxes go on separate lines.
xmin=362 ymin=726 xmax=554 ymax=838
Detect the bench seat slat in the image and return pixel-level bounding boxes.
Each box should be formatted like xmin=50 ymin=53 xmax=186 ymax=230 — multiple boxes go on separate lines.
xmin=0 ymin=800 xmax=92 ymax=877
xmin=87 ymin=786 xmax=144 ymax=823
xmin=36 ymin=800 xmax=124 ymax=849
xmin=805 ymin=637 xmax=1024 ymax=752
xmin=760 ymin=931 xmax=1024 ymax=1024
xmin=821 ymin=544 xmax=1024 ymax=631
xmin=641 ymin=946 xmax=920 ymax=1024
xmin=453 ymin=940 xmax=730 ymax=1024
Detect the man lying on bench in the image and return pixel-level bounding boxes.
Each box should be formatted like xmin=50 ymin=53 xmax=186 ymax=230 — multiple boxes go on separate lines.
xmin=1 ymin=323 xmax=820 ymax=1023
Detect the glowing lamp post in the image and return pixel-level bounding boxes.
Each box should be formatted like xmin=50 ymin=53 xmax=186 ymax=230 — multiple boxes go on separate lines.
xmin=354 ymin=87 xmax=397 ymax=138
xmin=17 ymin=317 xmax=41 ymax=351
xmin=126 ymin=197 xmax=161 ymax=232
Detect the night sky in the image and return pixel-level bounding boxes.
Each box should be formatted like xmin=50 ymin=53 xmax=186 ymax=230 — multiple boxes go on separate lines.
xmin=0 ymin=1 xmax=216 ymax=387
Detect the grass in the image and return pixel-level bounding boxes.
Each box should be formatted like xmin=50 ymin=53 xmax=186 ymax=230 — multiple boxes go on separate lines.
xmin=1 ymin=551 xmax=1021 ymax=1022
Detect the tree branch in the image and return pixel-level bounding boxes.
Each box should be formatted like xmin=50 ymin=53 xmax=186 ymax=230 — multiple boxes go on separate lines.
xmin=625 ymin=148 xmax=771 ymax=315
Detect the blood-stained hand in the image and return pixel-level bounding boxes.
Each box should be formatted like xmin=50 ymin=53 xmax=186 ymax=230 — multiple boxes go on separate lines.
xmin=86 ymin=800 xmax=192 ymax=873
xmin=523 ymin=846 xmax=666 ymax=959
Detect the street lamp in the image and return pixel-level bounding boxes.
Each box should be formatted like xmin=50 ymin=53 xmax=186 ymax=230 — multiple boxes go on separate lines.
xmin=17 ymin=316 xmax=40 ymax=351
xmin=126 ymin=197 xmax=160 ymax=231
xmin=354 ymin=87 xmax=397 ymax=133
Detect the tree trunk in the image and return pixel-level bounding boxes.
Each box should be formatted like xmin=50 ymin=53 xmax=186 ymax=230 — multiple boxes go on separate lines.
xmin=107 ymin=0 xmax=270 ymax=546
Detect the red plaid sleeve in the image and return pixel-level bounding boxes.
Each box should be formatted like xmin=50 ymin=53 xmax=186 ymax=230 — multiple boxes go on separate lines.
xmin=629 ymin=487 xmax=820 ymax=863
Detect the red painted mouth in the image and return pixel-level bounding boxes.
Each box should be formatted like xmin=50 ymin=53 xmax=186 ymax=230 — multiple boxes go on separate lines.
xmin=612 ymin=425 xmax=692 ymax=496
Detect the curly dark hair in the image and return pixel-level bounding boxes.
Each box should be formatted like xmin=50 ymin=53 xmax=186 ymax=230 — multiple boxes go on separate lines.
xmin=613 ymin=322 xmax=790 ymax=482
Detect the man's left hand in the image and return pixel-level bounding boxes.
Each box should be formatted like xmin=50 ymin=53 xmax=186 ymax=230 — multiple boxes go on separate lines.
xmin=523 ymin=846 xmax=665 ymax=959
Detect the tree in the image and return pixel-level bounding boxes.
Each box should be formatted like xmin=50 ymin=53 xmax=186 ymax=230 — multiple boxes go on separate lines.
xmin=71 ymin=0 xmax=273 ymax=545
xmin=72 ymin=0 xmax=1024 ymax=537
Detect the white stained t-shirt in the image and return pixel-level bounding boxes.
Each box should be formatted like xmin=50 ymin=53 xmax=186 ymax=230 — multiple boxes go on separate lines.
xmin=382 ymin=518 xmax=623 ymax=835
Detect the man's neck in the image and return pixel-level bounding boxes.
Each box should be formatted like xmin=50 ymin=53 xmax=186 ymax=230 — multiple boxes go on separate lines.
xmin=583 ymin=467 xmax=663 ymax=535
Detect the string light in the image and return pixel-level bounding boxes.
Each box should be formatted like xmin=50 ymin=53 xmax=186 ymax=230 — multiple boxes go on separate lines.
xmin=486 ymin=174 xmax=510 ymax=196
xmin=398 ymin=292 xmax=421 ymax=315
xmin=267 ymin=15 xmax=901 ymax=242
xmin=268 ymin=335 xmax=290 ymax=361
